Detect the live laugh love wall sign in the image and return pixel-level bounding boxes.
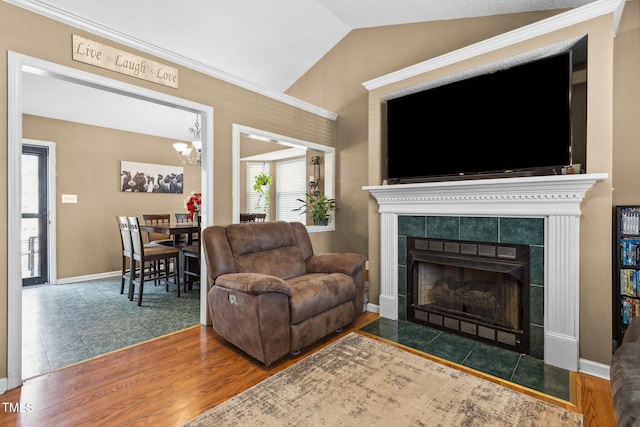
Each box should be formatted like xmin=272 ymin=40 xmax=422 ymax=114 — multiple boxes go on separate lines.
xmin=72 ymin=34 xmax=179 ymax=89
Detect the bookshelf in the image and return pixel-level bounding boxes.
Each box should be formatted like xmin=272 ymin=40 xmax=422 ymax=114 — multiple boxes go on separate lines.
xmin=615 ymin=206 xmax=640 ymax=348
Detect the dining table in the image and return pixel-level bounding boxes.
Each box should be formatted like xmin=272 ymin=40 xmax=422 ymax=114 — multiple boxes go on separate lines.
xmin=139 ymin=221 xmax=200 ymax=246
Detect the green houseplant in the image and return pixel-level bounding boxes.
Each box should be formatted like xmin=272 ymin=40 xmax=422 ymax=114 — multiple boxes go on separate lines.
xmin=253 ymin=172 xmax=272 ymax=214
xmin=295 ymin=192 xmax=337 ymax=226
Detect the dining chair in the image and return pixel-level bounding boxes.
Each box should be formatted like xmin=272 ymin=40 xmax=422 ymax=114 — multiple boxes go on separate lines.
xmin=180 ymin=242 xmax=200 ymax=292
xmin=128 ymin=216 xmax=181 ymax=306
xmin=254 ymin=213 xmax=266 ymax=222
xmin=142 ymin=213 xmax=173 ymax=246
xmin=175 ymin=212 xmax=199 ymax=245
xmin=175 ymin=213 xmax=190 ymax=222
xmin=176 ymin=207 xmax=201 ymax=292
xmin=240 ymin=213 xmax=256 ymax=223
xmin=116 ymin=216 xmax=133 ymax=295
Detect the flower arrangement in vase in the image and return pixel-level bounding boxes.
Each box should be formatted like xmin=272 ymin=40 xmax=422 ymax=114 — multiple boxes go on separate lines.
xmin=185 ymin=191 xmax=202 ymax=222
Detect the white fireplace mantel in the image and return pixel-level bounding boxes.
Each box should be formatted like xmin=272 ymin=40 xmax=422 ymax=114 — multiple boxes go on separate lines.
xmin=364 ymin=173 xmax=607 ymax=371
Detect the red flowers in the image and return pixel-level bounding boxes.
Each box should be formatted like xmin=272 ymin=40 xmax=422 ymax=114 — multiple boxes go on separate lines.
xmin=185 ymin=192 xmax=202 ymax=221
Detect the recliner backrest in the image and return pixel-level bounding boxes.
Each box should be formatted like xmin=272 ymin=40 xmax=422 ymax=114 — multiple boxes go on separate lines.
xmin=226 ymin=221 xmax=306 ymax=279
xmin=202 ymin=221 xmax=315 ymax=283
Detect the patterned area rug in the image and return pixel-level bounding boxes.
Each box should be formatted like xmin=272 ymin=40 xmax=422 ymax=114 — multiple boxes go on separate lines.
xmin=184 ymin=333 xmax=583 ymax=426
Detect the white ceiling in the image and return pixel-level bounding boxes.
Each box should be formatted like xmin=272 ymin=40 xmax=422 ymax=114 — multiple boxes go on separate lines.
xmin=15 ymin=0 xmax=598 ymax=140
xmin=23 ymin=72 xmax=198 ymax=141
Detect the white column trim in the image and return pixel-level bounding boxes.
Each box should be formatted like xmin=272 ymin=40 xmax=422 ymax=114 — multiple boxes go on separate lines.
xmin=379 ymin=213 xmax=398 ymax=320
xmin=544 ymin=214 xmax=581 ymax=371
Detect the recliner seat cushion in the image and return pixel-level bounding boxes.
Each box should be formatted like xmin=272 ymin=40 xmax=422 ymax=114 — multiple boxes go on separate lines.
xmin=287 ymin=273 xmax=355 ymax=324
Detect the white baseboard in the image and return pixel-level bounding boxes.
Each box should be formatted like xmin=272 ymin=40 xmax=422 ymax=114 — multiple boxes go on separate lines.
xmin=56 ymin=271 xmax=120 ymax=285
xmin=579 ymin=358 xmax=610 ymax=380
xmin=365 ymin=303 xmax=379 ymax=314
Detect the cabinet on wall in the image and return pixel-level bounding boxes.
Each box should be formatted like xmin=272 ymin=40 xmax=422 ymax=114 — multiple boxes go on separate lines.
xmin=614 ymin=205 xmax=640 ymax=348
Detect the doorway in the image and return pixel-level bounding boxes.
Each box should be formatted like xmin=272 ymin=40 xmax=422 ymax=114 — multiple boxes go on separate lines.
xmin=8 ymin=52 xmax=214 ymax=389
xmin=21 ymin=142 xmax=55 ymax=286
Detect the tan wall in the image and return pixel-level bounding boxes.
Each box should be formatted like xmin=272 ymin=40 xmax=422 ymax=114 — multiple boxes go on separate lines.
xmin=287 ymin=5 xmax=640 ymax=366
xmin=613 ymin=0 xmax=640 ymax=204
xmin=0 ymin=2 xmax=336 ymax=379
xmin=23 ymin=115 xmax=201 ymax=278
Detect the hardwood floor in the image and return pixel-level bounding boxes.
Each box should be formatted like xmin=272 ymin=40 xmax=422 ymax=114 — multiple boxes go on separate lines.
xmin=0 ymin=312 xmax=617 ymax=426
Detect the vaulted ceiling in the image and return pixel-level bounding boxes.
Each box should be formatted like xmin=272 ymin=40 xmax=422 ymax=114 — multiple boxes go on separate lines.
xmin=14 ymin=0 xmax=597 ymax=92
xmin=11 ymin=0 xmax=598 ymax=140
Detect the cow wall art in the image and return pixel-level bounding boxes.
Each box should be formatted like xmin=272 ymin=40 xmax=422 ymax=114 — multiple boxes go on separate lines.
xmin=121 ymin=161 xmax=184 ymax=194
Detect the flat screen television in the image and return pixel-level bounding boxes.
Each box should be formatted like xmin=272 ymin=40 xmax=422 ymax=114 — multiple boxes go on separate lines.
xmin=385 ymin=38 xmax=587 ymax=183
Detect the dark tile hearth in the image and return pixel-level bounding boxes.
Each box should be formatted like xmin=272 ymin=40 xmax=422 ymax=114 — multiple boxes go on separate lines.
xmin=360 ymin=317 xmax=574 ymax=404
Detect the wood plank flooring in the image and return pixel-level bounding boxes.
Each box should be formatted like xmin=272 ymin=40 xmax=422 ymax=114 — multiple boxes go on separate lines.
xmin=0 ymin=312 xmax=617 ymax=426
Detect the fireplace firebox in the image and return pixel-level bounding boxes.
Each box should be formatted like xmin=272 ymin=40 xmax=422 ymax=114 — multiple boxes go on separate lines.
xmin=407 ymin=237 xmax=530 ymax=354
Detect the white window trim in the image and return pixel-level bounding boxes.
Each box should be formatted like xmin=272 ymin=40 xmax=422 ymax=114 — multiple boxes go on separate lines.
xmin=232 ymin=124 xmax=335 ymax=232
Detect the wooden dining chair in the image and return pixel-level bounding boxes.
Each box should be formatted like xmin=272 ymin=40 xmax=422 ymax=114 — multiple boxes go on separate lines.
xmin=128 ymin=216 xmax=181 ymax=306
xmin=142 ymin=213 xmax=173 ymax=246
xmin=175 ymin=212 xmax=199 ymax=245
xmin=175 ymin=217 xmax=201 ymax=290
xmin=180 ymin=242 xmax=200 ymax=292
xmin=175 ymin=213 xmax=190 ymax=222
xmin=254 ymin=213 xmax=266 ymax=222
xmin=116 ymin=216 xmax=133 ymax=295
xmin=240 ymin=213 xmax=256 ymax=223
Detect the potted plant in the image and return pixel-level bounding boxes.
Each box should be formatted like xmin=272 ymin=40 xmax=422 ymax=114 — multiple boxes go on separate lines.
xmin=295 ymin=192 xmax=337 ymax=226
xmin=253 ymin=172 xmax=272 ymax=214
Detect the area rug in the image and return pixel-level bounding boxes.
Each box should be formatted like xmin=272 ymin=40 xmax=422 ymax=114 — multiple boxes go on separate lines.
xmin=184 ymin=333 xmax=583 ymax=426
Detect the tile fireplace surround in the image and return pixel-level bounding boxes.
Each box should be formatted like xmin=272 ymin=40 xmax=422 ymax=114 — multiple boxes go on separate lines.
xmin=364 ymin=173 xmax=607 ymax=371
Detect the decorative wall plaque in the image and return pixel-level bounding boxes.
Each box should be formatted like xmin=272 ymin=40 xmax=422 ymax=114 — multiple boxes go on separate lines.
xmin=72 ymin=35 xmax=179 ymax=89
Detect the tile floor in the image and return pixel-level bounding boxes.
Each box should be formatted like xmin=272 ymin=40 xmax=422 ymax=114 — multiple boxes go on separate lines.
xmin=360 ymin=317 xmax=574 ymax=403
xmin=22 ymin=277 xmax=200 ymax=379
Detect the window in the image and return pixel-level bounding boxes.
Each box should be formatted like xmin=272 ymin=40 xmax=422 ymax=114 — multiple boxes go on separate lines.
xmin=247 ymin=162 xmax=270 ymax=215
xmin=234 ymin=124 xmax=336 ymax=229
xmin=277 ymin=158 xmax=306 ymax=222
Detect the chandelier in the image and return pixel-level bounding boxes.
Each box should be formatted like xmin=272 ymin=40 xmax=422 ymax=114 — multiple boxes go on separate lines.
xmin=173 ymin=115 xmax=202 ymax=166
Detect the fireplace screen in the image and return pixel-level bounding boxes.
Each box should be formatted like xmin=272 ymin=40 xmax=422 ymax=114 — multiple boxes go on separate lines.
xmin=407 ymin=238 xmax=530 ymax=354
xmin=417 ymin=263 xmax=520 ymax=330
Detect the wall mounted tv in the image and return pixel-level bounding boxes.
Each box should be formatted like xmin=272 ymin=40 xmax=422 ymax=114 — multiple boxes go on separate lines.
xmin=385 ymin=37 xmax=587 ymax=183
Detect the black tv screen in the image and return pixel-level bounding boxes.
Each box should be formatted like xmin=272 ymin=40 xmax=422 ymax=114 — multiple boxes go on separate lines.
xmin=386 ymin=52 xmax=574 ymax=182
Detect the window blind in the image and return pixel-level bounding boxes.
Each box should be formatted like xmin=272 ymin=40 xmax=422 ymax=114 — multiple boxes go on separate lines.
xmin=277 ymin=158 xmax=306 ymax=222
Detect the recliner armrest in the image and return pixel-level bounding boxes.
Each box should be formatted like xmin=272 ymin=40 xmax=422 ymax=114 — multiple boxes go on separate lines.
xmin=215 ymin=272 xmax=293 ymax=297
xmin=306 ymin=253 xmax=366 ymax=277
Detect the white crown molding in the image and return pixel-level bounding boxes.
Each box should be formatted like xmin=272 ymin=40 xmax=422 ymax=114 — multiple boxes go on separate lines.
xmin=362 ymin=0 xmax=625 ymax=91
xmin=4 ymin=0 xmax=338 ymax=121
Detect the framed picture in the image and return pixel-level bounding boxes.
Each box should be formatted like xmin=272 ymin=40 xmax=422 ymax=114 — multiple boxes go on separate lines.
xmin=121 ymin=161 xmax=184 ymax=193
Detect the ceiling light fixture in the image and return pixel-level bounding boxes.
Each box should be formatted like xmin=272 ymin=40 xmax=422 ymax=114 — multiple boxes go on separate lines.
xmin=173 ymin=115 xmax=202 ymax=166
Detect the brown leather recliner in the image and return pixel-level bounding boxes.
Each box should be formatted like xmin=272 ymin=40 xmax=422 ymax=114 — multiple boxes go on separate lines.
xmin=201 ymin=221 xmax=366 ymax=366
